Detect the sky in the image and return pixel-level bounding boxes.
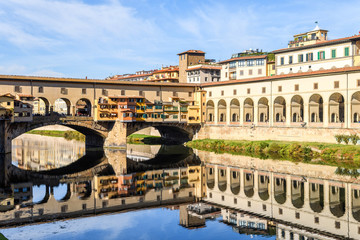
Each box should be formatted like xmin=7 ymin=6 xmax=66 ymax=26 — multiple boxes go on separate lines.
xmin=0 ymin=0 xmax=360 ymax=79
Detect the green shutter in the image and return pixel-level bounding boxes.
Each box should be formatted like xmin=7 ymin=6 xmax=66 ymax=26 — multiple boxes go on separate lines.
xmin=318 ymin=52 xmax=320 ymax=60
xmin=323 ymin=51 xmax=325 ymax=59
xmin=345 ymin=47 xmax=349 ymax=56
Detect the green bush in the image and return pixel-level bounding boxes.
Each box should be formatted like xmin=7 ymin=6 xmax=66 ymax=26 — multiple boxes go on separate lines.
xmin=350 ymin=134 xmax=359 ymax=145
xmin=343 ymin=135 xmax=350 ymax=145
xmin=335 ymin=134 xmax=343 ymax=144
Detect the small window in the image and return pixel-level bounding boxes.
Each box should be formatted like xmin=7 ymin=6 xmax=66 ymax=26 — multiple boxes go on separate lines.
xmin=332 ymin=49 xmax=336 ymax=58
xmin=358 ymin=80 xmax=360 ymax=87
xmin=289 ymin=56 xmax=293 ymax=64
xmin=82 ymin=88 xmax=86 ymax=94
xmin=234 ymin=198 xmax=237 ymax=204
xmin=280 ymin=57 xmax=284 ymax=65
xmin=221 ymin=90 xmax=224 ymax=96
xmin=38 ymin=86 xmax=44 ymax=93
xmin=279 ymin=208 xmax=283 ymax=215
xmin=121 ymin=90 xmax=125 ymax=96
xmin=209 ymin=192 xmax=212 ymax=198
xmin=314 ymin=83 xmax=318 ymax=89
xmin=258 ymin=69 xmax=262 ymax=75
xmin=262 ymin=87 xmax=266 ymax=93
xmin=209 ymin=91 xmax=212 ymax=97
xmin=247 ymin=88 xmax=250 ymax=94
xmin=173 ymin=91 xmax=177 ymax=97
xmin=240 ymin=70 xmax=244 ymax=76
xmin=334 ymin=81 xmax=339 ymax=89
xmin=295 ymin=212 xmax=300 ymax=219
xmin=335 ymin=221 xmax=340 ymax=229
xmin=294 ymin=84 xmax=299 ymax=91
xmin=14 ymin=86 xmax=22 ymax=93
xmin=61 ymin=88 xmax=68 ymax=95
xmin=102 ymin=89 xmax=108 ymax=96
xmin=315 ymin=217 xmax=319 ymax=223
xmin=233 ymin=89 xmax=237 ymax=95
xmin=121 ymin=199 xmax=125 ymax=205
xmin=188 ymin=92 xmax=192 ymax=97
xmin=61 ymin=205 xmax=68 ymax=213
xmin=222 ymin=195 xmax=225 ymax=201
xmin=82 ymin=204 xmax=87 ymax=210
xmin=249 ymin=70 xmax=253 ymax=75
xmin=298 ymin=54 xmax=304 ymax=62
xmin=156 ymin=91 xmax=160 ymax=97
xmin=247 ymin=201 xmax=251 ymax=207
xmin=345 ymin=47 xmax=349 ymax=57
xmin=263 ymin=204 xmax=266 ymax=211
xmin=139 ymin=90 xmax=143 ymax=96
xmin=278 ymin=86 xmax=282 ymax=92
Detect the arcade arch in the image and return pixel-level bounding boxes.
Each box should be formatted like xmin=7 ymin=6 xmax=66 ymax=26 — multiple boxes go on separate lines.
xmin=329 ymin=93 xmax=344 ymax=123
xmin=309 ymin=94 xmax=323 ymax=122
xmin=206 ymin=100 xmax=215 ymax=122
xmin=243 ymin=98 xmax=254 ymax=122
xmin=274 ymin=97 xmax=286 ymax=122
xmin=230 ymin=99 xmax=240 ymax=122
xmin=258 ymin=97 xmax=269 ymax=123
xmin=218 ymin=100 xmax=227 ymax=123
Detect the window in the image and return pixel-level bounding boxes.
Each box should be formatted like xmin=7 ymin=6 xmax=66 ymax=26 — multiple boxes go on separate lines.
xmin=345 ymin=47 xmax=349 ymax=56
xmin=258 ymin=69 xmax=262 ymax=75
xmin=240 ymin=70 xmax=244 ymax=76
xmin=38 ymin=86 xmax=44 ymax=93
xmin=225 ymin=72 xmax=228 ymax=78
xmin=315 ymin=217 xmax=319 ymax=224
xmin=233 ymin=89 xmax=237 ymax=95
xmin=156 ymin=91 xmax=160 ymax=97
xmin=139 ymin=90 xmax=143 ymax=96
xmin=306 ymin=52 xmax=313 ymax=61
xmin=188 ymin=92 xmax=192 ymax=97
xmin=247 ymin=59 xmax=254 ymax=66
xmin=278 ymin=86 xmax=282 ymax=92
xmin=334 ymin=81 xmax=339 ymax=88
xmin=61 ymin=88 xmax=68 ymax=95
xmin=295 ymin=212 xmax=300 ymax=219
xmin=221 ymin=90 xmax=224 ymax=96
xmin=121 ymin=90 xmax=125 ymax=96
xmin=314 ymin=83 xmax=318 ymax=89
xmin=318 ymin=51 xmax=325 ymax=60
xmin=262 ymin=87 xmax=266 ymax=93
xmin=279 ymin=208 xmax=283 ymax=215
xmin=209 ymin=193 xmax=212 ymax=198
xmin=263 ymin=204 xmax=266 ymax=211
xmin=298 ymin=54 xmax=304 ymax=62
xmin=14 ymin=86 xmax=22 ymax=93
xmin=295 ymin=84 xmax=299 ymax=91
xmin=222 ymin=195 xmax=225 ymax=201
xmin=335 ymin=221 xmax=340 ymax=229
xmin=249 ymin=70 xmax=253 ymax=75
xmin=239 ymin=60 xmax=245 ymax=67
xmin=234 ymin=198 xmax=237 ymax=204
xmin=82 ymin=88 xmax=86 ymax=94
xmin=229 ymin=61 xmax=236 ymax=68
xmin=247 ymin=88 xmax=250 ymax=94
xmin=280 ymin=57 xmax=284 ymax=65
xmin=173 ymin=91 xmax=177 ymax=97
xmin=205 ymin=77 xmax=208 ymax=82
xmin=102 ymin=89 xmax=108 ymax=96
xmin=247 ymin=201 xmax=251 ymax=207
xmin=256 ymin=59 xmax=264 ymax=65
xmin=358 ymin=80 xmax=360 ymax=87
xmin=209 ymin=91 xmax=212 ymax=97
xmin=332 ymin=49 xmax=336 ymax=58
xmin=289 ymin=56 xmax=293 ymax=64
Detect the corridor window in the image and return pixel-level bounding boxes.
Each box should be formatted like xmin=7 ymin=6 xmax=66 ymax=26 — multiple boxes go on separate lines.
xmin=209 ymin=91 xmax=212 ymax=97
xmin=121 ymin=90 xmax=125 ymax=96
xmin=289 ymin=56 xmax=293 ymax=64
xmin=357 ymin=79 xmax=360 ymax=87
xmin=221 ymin=90 xmax=224 ymax=96
xmin=332 ymin=49 xmax=336 ymax=58
xmin=247 ymin=59 xmax=254 ymax=66
xmin=82 ymin=88 xmax=86 ymax=94
xmin=233 ymin=89 xmax=237 ymax=95
xmin=247 ymin=88 xmax=250 ymax=94
xmin=238 ymin=60 xmax=245 ymax=67
xmin=61 ymin=88 xmax=68 ymax=95
xmin=278 ymin=86 xmax=282 ymax=92
xmin=294 ymin=84 xmax=299 ymax=91
xmin=38 ymin=86 xmax=44 ymax=93
xmin=318 ymin=51 xmax=325 ymax=60
xmin=314 ymin=83 xmax=318 ymax=90
xmin=334 ymin=81 xmax=339 ymax=89
xmin=262 ymin=87 xmax=266 ymax=93
xmin=298 ymin=54 xmax=304 ymax=63
xmin=14 ymin=86 xmax=22 ymax=93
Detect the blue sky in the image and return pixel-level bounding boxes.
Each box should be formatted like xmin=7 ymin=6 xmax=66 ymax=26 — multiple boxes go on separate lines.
xmin=0 ymin=0 xmax=360 ymax=79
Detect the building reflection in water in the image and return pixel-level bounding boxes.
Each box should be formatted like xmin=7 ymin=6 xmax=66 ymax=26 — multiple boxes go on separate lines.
xmin=12 ymin=134 xmax=85 ymax=171
xmin=3 ymin=141 xmax=360 ymax=240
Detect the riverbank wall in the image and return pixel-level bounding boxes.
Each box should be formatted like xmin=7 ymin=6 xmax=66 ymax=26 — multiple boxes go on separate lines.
xmin=195 ymin=125 xmax=360 ymax=143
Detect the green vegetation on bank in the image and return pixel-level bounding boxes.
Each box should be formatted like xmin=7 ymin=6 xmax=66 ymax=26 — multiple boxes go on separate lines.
xmin=186 ymin=139 xmax=360 ymax=168
xmin=27 ymin=130 xmax=85 ymax=142
xmin=127 ymin=134 xmax=164 ymax=144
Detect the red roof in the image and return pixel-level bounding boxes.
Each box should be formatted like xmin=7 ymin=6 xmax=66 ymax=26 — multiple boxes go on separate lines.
xmin=218 ymin=55 xmax=267 ymax=64
xmin=273 ymin=34 xmax=360 ymax=53
xmin=111 ymin=72 xmax=153 ymax=80
xmin=186 ymin=66 xmax=221 ymax=72
xmin=177 ymin=50 xmax=205 ymax=55
xmin=201 ymin=65 xmax=360 ymax=87
xmin=152 ymin=67 xmax=179 ymax=74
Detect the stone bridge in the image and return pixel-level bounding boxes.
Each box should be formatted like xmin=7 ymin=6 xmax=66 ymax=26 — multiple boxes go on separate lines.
xmin=0 ymin=115 xmax=201 ymax=154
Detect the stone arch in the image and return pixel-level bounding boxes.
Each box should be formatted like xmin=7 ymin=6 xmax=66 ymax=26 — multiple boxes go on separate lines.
xmin=291 ymin=180 xmax=304 ymax=208
xmin=53 ymin=183 xmax=72 ymax=202
xmin=258 ymin=97 xmax=269 ymax=122
xmin=291 ymin=95 xmax=304 ymax=122
xmin=243 ymin=98 xmax=254 ymax=122
xmin=329 ymin=185 xmax=346 ymax=218
xmin=76 ymin=98 xmax=92 ymax=117
xmin=244 ymin=172 xmax=254 ymax=197
xmin=230 ymin=170 xmax=240 ymax=195
xmin=309 ymin=182 xmax=324 ymax=213
xmin=309 ymin=94 xmax=323 ymax=122
xmin=258 ymin=174 xmax=269 ymax=201
xmin=351 ymin=91 xmax=360 ymax=123
xmin=33 ymin=97 xmax=51 ymax=116
xmin=206 ymin=167 xmax=215 ymax=189
xmin=230 ymin=99 xmax=240 ymax=122
xmin=206 ymin=100 xmax=215 ymax=122
xmin=352 ymin=189 xmax=360 ymax=222
xmin=274 ymin=96 xmax=286 ymax=122
xmin=218 ymin=99 xmax=226 ymax=123
xmin=218 ymin=168 xmax=227 ymax=192
xmin=34 ymin=185 xmax=50 ymax=204
xmin=54 ymin=98 xmax=72 ymax=116
xmin=329 ymin=93 xmax=345 ymax=123
xmin=274 ymin=177 xmax=286 ymax=204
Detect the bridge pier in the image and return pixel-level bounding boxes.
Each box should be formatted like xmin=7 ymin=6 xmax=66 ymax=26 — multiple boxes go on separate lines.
xmin=104 ymin=120 xmax=127 ymax=149
xmin=0 ymin=121 xmax=12 ymax=154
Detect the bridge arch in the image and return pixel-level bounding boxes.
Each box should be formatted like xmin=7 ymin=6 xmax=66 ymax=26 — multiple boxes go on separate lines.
xmin=206 ymin=100 xmax=215 ymax=122
xmin=329 ymin=93 xmax=345 ymax=123
xmin=34 ymin=97 xmax=51 ymax=116
xmin=76 ymin=98 xmax=92 ymax=117
xmin=230 ymin=170 xmax=240 ymax=195
xmin=309 ymin=94 xmax=323 ymax=123
xmin=54 ymin=98 xmax=72 ymax=116
xmin=53 ymin=183 xmax=72 ymax=202
xmin=274 ymin=96 xmax=286 ymax=122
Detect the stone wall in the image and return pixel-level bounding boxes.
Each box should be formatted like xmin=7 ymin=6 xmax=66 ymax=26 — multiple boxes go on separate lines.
xmin=195 ymin=124 xmax=360 ymax=143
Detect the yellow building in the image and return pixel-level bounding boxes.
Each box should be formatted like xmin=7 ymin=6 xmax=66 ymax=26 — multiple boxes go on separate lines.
xmin=147 ymin=66 xmax=179 ymax=83
xmin=0 ymin=93 xmax=15 ymax=121
xmin=187 ymin=89 xmax=206 ymax=124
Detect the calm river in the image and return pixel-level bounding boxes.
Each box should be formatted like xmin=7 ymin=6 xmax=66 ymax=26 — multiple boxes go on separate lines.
xmin=0 ymin=133 xmax=359 ymax=239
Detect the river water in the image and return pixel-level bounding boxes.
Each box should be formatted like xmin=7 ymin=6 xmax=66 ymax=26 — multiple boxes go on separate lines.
xmin=0 ymin=134 xmax=359 ymax=239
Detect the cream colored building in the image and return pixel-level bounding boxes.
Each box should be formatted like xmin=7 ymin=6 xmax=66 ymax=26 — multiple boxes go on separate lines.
xmin=274 ymin=26 xmax=360 ymax=75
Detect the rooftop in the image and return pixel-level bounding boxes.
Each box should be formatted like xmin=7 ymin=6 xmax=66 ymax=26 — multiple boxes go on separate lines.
xmin=218 ymin=54 xmax=267 ymax=64
xmin=177 ymin=50 xmax=205 ymax=55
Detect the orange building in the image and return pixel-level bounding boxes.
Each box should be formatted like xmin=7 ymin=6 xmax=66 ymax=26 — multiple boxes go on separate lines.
xmin=147 ymin=66 xmax=179 ymax=83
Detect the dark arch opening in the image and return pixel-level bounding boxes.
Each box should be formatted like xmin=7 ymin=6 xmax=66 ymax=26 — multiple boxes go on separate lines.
xmin=206 ymin=167 xmax=215 ymax=189
xmin=244 ymin=172 xmax=254 ymax=197
xmin=274 ymin=177 xmax=286 ymax=204
xmin=230 ymin=170 xmax=240 ymax=195
xmin=76 ymin=98 xmax=92 ymax=117
xmin=218 ymin=168 xmax=227 ymax=192
xmin=309 ymin=183 xmax=324 ymax=213
xmin=54 ymin=98 xmax=72 ymax=116
xmin=329 ymin=185 xmax=346 ymax=217
xmin=258 ymin=175 xmax=269 ymax=201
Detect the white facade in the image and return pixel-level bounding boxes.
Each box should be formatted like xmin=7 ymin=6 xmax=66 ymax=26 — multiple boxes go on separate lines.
xmin=220 ymin=56 xmax=267 ymax=81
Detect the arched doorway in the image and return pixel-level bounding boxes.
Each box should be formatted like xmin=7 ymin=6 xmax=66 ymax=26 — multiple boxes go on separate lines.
xmin=291 ymin=95 xmax=304 ymax=122
xmin=243 ymin=98 xmax=254 ymax=122
xmin=329 ymin=93 xmax=344 ymax=123
xmin=309 ymin=94 xmax=323 ymax=122
xmin=33 ymin=97 xmax=50 ymax=116
xmin=54 ymin=98 xmax=72 ymax=116
xmin=76 ymin=98 xmax=92 ymax=116
xmin=206 ymin=167 xmax=215 ymax=189
xmin=274 ymin=96 xmax=286 ymax=122
xmin=206 ymin=100 xmax=215 ymax=122
xmin=258 ymin=97 xmax=269 ymax=123
xmin=230 ymin=99 xmax=240 ymax=122
xmin=351 ymin=92 xmax=360 ymax=123
xmin=218 ymin=100 xmax=226 ymax=123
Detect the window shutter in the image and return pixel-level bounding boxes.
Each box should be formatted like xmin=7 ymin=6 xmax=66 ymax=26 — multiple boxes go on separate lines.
xmin=306 ymin=54 xmax=308 ymax=62
xmin=323 ymin=51 xmax=325 ymax=59
xmin=318 ymin=52 xmax=320 ymax=60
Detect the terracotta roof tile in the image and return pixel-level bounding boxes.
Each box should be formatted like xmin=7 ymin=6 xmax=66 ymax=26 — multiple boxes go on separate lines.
xmin=218 ymin=55 xmax=267 ymax=64
xmin=185 ymin=66 xmax=221 ymax=71
xmin=177 ymin=50 xmax=205 ymax=55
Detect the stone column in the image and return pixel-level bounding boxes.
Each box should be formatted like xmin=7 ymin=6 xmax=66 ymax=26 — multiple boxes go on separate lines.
xmin=269 ymin=102 xmax=274 ymax=127
xmin=239 ymin=99 xmax=244 ymax=125
xmin=0 ymin=120 xmax=12 ymax=154
xmin=345 ymin=99 xmax=351 ymax=128
xmin=254 ymin=103 xmax=258 ymax=125
xmin=286 ymin=104 xmax=291 ymax=126
xmin=214 ymin=103 xmax=218 ymax=125
xmin=226 ymin=100 xmax=231 ymax=125
xmin=104 ymin=120 xmax=127 ymax=149
xmin=303 ymin=103 xmax=309 ymax=124
xmin=323 ymin=103 xmax=329 ymax=127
